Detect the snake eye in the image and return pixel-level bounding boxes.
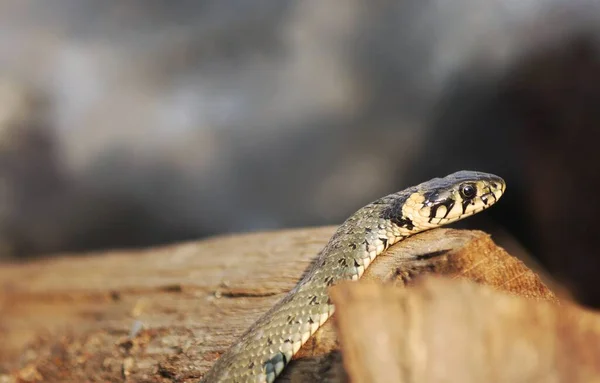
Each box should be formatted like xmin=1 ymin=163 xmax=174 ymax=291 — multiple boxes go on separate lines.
xmin=459 ymin=184 xmax=477 ymax=199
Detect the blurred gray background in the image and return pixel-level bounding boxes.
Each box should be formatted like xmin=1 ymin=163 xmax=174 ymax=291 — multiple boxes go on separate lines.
xmin=2 ymin=0 xmax=600 ymax=305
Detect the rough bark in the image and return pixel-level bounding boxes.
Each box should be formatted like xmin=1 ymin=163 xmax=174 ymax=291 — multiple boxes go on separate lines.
xmin=0 ymin=227 xmax=578 ymax=383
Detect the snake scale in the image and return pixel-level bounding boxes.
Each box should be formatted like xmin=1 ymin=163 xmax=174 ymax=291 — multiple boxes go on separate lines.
xmin=200 ymin=170 xmax=505 ymax=382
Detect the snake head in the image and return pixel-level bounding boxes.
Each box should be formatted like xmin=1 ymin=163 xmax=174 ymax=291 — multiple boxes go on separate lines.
xmin=407 ymin=171 xmax=506 ymax=227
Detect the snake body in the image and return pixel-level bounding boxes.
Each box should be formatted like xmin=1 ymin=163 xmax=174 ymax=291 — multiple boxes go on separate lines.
xmin=200 ymin=171 xmax=505 ymax=382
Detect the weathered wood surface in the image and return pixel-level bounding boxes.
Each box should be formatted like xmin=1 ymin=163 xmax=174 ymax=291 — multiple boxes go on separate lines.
xmin=0 ymin=227 xmax=579 ymax=382
xmin=331 ymin=278 xmax=600 ymax=383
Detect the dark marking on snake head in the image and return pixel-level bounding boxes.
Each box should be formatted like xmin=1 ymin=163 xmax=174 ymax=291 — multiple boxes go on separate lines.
xmin=429 ymin=199 xmax=455 ymax=222
xmin=308 ymin=295 xmax=318 ymax=305
xmin=380 ymin=194 xmax=414 ymax=230
xmin=392 ymin=216 xmax=414 ymax=230
xmin=421 ymin=188 xmax=441 ymax=202
xmin=481 ymin=195 xmax=489 ymax=205
xmin=461 ymin=199 xmax=472 ymax=214
xmin=308 ymin=317 xmax=315 ymax=324
xmin=353 ymin=259 xmax=361 ymax=267
xmin=324 ymin=275 xmax=335 ymax=286
xmin=365 ymin=227 xmax=372 ymax=233
xmin=348 ymin=243 xmax=357 ymax=250
xmin=248 ymin=361 xmax=255 ymax=369
xmin=286 ymin=315 xmax=295 ymax=325
xmin=267 ymin=337 xmax=274 ymax=345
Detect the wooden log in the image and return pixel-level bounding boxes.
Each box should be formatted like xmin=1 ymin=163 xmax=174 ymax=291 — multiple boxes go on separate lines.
xmin=330 ymin=278 xmax=600 ymax=383
xmin=0 ymin=228 xmax=558 ymax=382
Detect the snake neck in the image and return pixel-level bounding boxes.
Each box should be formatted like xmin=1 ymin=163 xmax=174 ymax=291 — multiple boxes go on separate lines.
xmin=201 ymin=197 xmax=413 ymax=383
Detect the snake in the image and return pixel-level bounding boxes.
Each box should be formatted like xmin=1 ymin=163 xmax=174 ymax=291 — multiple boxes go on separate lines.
xmin=200 ymin=170 xmax=505 ymax=382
